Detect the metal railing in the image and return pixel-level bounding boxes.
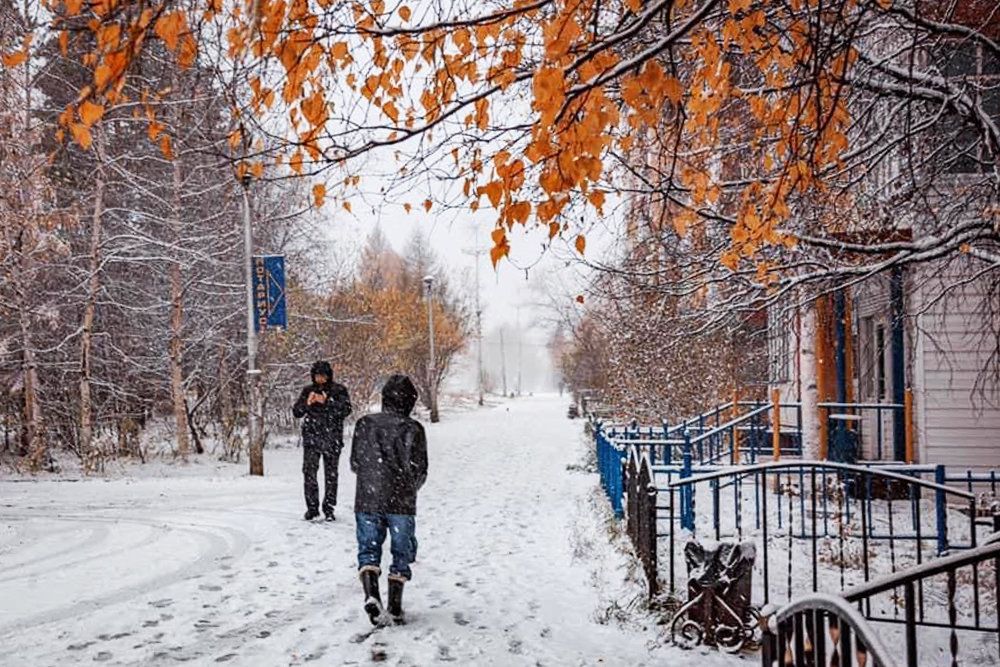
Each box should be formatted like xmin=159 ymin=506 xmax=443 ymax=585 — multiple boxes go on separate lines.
xmin=661 ymin=461 xmax=985 ymax=606
xmin=595 ymin=422 xmax=626 ymax=518
xmin=760 ymin=593 xmax=897 ymax=667
xmin=624 ymin=447 xmax=658 ymax=599
xmin=761 ymin=528 xmax=1000 ymax=667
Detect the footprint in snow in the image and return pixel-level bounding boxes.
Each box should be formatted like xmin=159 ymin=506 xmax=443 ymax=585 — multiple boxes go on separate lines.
xmin=67 ymin=641 xmax=95 ymax=651
xmin=370 ymin=643 xmax=389 ymax=662
xmin=453 ymin=612 xmax=470 ymax=626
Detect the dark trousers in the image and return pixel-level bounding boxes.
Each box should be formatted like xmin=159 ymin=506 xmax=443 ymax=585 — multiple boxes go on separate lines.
xmin=303 ymin=447 xmax=339 ymax=514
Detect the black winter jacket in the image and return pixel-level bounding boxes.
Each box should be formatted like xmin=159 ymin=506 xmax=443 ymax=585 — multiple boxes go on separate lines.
xmin=350 ymin=374 xmax=428 ymax=515
xmin=293 ymin=364 xmax=352 ymax=450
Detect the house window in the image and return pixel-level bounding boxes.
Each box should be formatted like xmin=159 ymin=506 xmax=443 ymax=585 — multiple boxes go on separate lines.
xmin=939 ymin=41 xmax=1000 ymax=174
xmin=768 ymin=307 xmax=790 ymax=384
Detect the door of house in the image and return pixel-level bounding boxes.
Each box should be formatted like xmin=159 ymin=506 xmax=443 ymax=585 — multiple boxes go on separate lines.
xmin=857 ymin=316 xmax=894 ymax=460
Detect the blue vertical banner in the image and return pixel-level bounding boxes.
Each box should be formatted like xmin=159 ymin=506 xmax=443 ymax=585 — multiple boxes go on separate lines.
xmin=252 ymin=255 xmax=287 ymax=333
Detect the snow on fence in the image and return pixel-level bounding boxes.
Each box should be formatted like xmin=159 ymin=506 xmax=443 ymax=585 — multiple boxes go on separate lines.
xmin=658 ymin=462 xmax=991 ymax=605
xmin=761 ymin=531 xmax=1000 ymax=667
xmin=592 ymin=408 xmax=1000 ymax=660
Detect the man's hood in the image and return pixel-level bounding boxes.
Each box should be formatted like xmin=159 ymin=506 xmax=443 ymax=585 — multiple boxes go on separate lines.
xmin=310 ymin=360 xmax=333 ymax=381
xmin=381 ymin=374 xmax=418 ymax=416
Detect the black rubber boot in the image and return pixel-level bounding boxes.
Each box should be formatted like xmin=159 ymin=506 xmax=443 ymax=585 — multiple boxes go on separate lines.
xmin=324 ymin=510 xmax=335 ymax=522
xmin=387 ymin=577 xmax=405 ymax=625
xmin=304 ymin=509 xmax=320 ymax=521
xmin=360 ymin=569 xmax=384 ymax=626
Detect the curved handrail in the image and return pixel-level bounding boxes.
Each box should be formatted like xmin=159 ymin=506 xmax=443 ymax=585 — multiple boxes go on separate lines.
xmin=762 ymin=592 xmax=898 ymax=667
xmin=608 ymin=437 xmax=687 ymax=446
xmin=842 ymin=535 xmax=1000 ymax=601
xmin=666 ymin=460 xmax=975 ymax=500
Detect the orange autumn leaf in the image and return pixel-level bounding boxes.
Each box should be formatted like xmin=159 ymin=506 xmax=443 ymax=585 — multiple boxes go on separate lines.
xmin=398 ymin=5 xmax=411 ymax=21
xmin=574 ymin=235 xmax=586 ymax=255
xmin=490 ymin=227 xmax=510 ymax=267
xmin=1 ymin=48 xmax=28 ymax=68
xmin=79 ymin=100 xmax=104 ymax=126
xmin=507 ymin=201 xmax=531 ymax=225
xmin=329 ymin=42 xmax=349 ymax=61
xmin=477 ymin=180 xmax=503 ymax=208
xmin=159 ymin=135 xmax=174 ymax=160
xmin=474 ymin=97 xmax=489 ymax=130
xmin=290 ymin=151 xmax=304 ymax=174
xmin=154 ymin=11 xmax=188 ymax=52
xmin=312 ymin=183 xmax=326 ymax=207
xmin=587 ymin=190 xmax=606 ymax=212
xmin=343 ymin=201 xmax=352 ymax=213
xmin=70 ymin=123 xmax=93 ymax=149
xmin=423 ymin=199 xmax=433 ymax=212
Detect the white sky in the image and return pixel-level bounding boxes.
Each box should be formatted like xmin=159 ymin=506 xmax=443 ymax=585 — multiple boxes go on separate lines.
xmin=315 ymin=179 xmax=617 ymax=394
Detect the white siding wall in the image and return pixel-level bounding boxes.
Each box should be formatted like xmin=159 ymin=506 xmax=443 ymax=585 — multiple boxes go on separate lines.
xmin=912 ymin=257 xmax=1000 ymax=470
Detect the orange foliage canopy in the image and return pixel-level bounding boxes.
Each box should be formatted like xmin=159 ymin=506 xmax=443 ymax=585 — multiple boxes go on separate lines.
xmin=30 ymin=0 xmax=868 ymax=271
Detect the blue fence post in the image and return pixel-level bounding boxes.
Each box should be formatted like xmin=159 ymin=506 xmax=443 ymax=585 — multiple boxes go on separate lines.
xmin=614 ymin=445 xmax=625 ymax=519
xmin=681 ymin=432 xmax=694 ymax=530
xmin=595 ymin=422 xmax=606 ymax=499
xmin=934 ymin=464 xmax=949 ymax=555
xmin=663 ymin=419 xmax=671 ymax=464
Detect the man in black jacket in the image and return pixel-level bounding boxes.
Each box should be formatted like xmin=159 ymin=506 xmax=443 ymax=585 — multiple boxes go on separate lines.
xmin=351 ymin=374 xmax=428 ymax=626
xmin=292 ymin=360 xmax=352 ymax=521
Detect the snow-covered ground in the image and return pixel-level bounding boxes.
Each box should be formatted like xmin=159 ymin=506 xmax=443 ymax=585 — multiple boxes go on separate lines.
xmin=0 ymin=395 xmax=746 ymax=666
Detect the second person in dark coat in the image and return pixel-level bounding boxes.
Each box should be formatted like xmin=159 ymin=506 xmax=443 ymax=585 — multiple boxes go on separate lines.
xmin=351 ymin=374 xmax=428 ymax=626
xmin=293 ymin=360 xmax=352 ymax=521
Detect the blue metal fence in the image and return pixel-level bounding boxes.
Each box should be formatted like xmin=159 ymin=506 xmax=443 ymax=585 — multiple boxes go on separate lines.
xmin=594 ymin=423 xmax=626 ymax=518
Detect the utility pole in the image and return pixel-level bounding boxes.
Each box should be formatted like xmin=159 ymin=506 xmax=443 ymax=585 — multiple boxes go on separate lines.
xmin=499 ymin=327 xmax=508 ymax=397
xmin=423 ymin=275 xmax=440 ymax=423
xmin=461 ymin=242 xmax=485 ymax=406
xmin=516 ymin=306 xmax=523 ymax=396
xmin=474 ymin=247 xmax=484 ymax=406
xmin=240 ymin=175 xmax=264 ymax=476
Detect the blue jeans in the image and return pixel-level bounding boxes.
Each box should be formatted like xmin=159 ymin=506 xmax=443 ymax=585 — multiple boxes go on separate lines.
xmin=356 ymin=512 xmax=418 ymax=580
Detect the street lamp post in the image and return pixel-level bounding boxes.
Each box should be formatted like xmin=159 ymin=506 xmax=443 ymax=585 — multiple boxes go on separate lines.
xmin=475 ymin=248 xmax=484 ymax=407
xmin=240 ymin=175 xmax=264 ymax=475
xmin=423 ymin=275 xmax=439 ymax=423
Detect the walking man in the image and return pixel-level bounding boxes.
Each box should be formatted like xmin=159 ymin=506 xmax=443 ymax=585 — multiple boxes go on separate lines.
xmin=293 ymin=360 xmax=352 ymax=521
xmin=351 ymin=374 xmax=428 ymax=626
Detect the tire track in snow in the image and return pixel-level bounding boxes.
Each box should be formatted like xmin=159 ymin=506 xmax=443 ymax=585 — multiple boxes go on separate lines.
xmin=0 ymin=518 xmax=168 ymax=584
xmin=0 ymin=512 xmax=249 ymax=641
xmin=0 ymin=518 xmax=111 ymax=576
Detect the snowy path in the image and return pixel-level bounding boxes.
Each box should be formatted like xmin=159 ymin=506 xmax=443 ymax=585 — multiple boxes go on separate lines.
xmin=0 ymin=396 xmax=742 ymax=666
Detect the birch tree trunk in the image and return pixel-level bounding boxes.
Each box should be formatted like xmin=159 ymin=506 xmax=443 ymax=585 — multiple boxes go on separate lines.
xmin=11 ymin=228 xmax=45 ymax=467
xmin=79 ymin=146 xmax=104 ymax=470
xmin=799 ymin=302 xmax=821 ymax=459
xmin=169 ymin=150 xmax=190 ymax=459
